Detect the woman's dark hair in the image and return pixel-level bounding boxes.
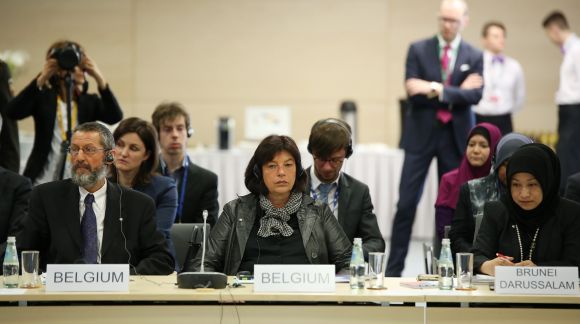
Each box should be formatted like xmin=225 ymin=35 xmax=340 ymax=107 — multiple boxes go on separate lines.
xmin=244 ymin=135 xmax=307 ymax=196
xmin=110 ymin=117 xmax=159 ymax=187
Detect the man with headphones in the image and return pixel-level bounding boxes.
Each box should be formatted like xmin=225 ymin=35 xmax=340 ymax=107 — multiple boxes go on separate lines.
xmin=152 ymin=102 xmax=219 ymax=225
xmin=6 ymin=40 xmax=123 ymax=185
xmin=306 ymin=118 xmax=385 ymax=259
xmin=17 ymin=122 xmax=174 ymax=275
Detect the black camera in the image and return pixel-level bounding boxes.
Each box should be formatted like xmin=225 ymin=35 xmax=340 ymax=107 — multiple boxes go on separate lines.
xmin=50 ymin=43 xmax=82 ymax=71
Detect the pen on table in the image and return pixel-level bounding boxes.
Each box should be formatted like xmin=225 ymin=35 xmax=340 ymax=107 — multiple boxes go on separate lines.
xmin=495 ymin=252 xmax=512 ymax=260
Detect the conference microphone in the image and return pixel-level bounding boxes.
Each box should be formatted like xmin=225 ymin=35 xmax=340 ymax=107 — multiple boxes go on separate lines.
xmin=177 ymin=210 xmax=227 ymax=289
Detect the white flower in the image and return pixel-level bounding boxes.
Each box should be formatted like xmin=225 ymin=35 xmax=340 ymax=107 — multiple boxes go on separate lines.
xmin=0 ymin=50 xmax=30 ymax=77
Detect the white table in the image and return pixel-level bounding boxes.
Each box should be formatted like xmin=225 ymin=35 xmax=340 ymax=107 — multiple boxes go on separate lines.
xmin=189 ymin=144 xmax=438 ymax=240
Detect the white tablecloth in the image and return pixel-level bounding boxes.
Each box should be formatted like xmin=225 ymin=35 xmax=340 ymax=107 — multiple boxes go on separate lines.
xmin=189 ymin=145 xmax=437 ymax=240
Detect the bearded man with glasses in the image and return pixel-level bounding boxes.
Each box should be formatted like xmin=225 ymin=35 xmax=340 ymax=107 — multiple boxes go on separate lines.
xmin=17 ymin=122 xmax=174 ymax=275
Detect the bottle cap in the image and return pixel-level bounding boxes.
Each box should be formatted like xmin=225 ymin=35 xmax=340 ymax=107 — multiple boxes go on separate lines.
xmin=354 ymin=237 xmax=362 ymax=244
xmin=7 ymin=236 xmax=15 ymax=243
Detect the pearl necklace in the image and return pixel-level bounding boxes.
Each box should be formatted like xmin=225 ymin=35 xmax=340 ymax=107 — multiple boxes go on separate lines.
xmin=514 ymin=224 xmax=540 ymax=262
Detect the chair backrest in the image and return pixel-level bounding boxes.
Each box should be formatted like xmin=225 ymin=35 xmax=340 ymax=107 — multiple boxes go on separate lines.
xmin=170 ymin=223 xmax=210 ymax=272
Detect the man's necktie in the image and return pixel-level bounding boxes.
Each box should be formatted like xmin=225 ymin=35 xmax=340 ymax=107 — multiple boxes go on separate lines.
xmin=81 ymin=194 xmax=98 ymax=264
xmin=318 ymin=183 xmax=334 ymax=205
xmin=437 ymin=43 xmax=453 ymax=124
xmin=492 ymin=55 xmax=505 ymax=64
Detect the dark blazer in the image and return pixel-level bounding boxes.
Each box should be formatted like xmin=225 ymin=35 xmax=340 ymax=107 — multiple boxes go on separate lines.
xmin=6 ymin=78 xmax=123 ymax=182
xmin=305 ymin=167 xmax=385 ymax=258
xmin=401 ymin=36 xmax=483 ymax=154
xmin=133 ymin=174 xmax=178 ymax=267
xmin=0 ymin=100 xmax=20 ymax=173
xmin=134 ymin=175 xmax=178 ymax=242
xmin=0 ymin=167 xmax=31 ymax=255
xmin=186 ymin=193 xmax=352 ymax=275
xmin=18 ymin=179 xmax=174 ymax=275
xmin=158 ymin=158 xmax=219 ymax=226
xmin=449 ymin=184 xmax=475 ymax=255
xmin=565 ymin=172 xmax=580 ymax=204
xmin=472 ymin=199 xmax=580 ymax=273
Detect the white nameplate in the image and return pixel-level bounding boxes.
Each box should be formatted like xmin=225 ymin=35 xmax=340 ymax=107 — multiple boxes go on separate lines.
xmin=254 ymin=264 xmax=335 ymax=292
xmin=495 ymin=266 xmax=579 ymax=295
xmin=46 ymin=264 xmax=129 ymax=292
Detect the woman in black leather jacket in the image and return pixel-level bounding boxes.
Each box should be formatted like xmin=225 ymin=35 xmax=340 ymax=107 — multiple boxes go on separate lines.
xmin=185 ymin=135 xmax=352 ymax=275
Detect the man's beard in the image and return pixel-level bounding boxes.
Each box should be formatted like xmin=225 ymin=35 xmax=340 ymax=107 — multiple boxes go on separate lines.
xmin=71 ymin=162 xmax=108 ymax=189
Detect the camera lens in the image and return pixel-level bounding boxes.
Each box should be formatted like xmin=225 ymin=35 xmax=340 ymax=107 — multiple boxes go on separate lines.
xmin=51 ymin=44 xmax=81 ymax=71
xmin=58 ymin=46 xmax=81 ymax=71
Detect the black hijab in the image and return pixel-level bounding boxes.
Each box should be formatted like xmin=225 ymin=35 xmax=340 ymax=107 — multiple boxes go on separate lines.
xmin=504 ymin=143 xmax=561 ymax=228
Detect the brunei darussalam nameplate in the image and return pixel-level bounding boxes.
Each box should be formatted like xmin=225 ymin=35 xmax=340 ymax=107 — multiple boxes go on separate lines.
xmin=495 ymin=266 xmax=579 ymax=295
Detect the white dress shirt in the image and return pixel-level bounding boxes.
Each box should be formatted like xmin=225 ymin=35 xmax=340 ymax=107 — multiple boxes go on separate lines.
xmin=309 ymin=167 xmax=340 ymax=218
xmin=556 ymin=33 xmax=580 ymax=105
xmin=79 ymin=181 xmax=108 ymax=263
xmin=473 ymin=51 xmax=525 ymax=116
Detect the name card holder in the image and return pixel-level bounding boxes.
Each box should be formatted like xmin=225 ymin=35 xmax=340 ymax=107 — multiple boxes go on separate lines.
xmin=46 ymin=264 xmax=130 ymax=292
xmin=495 ymin=266 xmax=579 ymax=295
xmin=254 ymin=264 xmax=335 ymax=293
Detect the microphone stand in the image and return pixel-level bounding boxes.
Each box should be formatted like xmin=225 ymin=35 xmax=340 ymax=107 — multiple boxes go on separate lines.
xmin=177 ymin=210 xmax=227 ymax=289
xmin=56 ymin=71 xmax=74 ymax=180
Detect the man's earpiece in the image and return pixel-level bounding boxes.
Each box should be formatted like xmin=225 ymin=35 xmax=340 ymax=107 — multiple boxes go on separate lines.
xmin=187 ymin=126 xmax=194 ymax=138
xmin=105 ymin=151 xmax=114 ymax=164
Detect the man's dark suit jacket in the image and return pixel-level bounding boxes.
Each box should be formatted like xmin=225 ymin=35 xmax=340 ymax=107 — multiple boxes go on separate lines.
xmin=6 ymin=78 xmax=123 ymax=182
xmin=0 ymin=167 xmax=31 ymax=260
xmin=401 ymin=36 xmax=483 ymax=155
xmin=158 ymin=158 xmax=219 ymax=226
xmin=565 ymin=172 xmax=580 ymax=204
xmin=18 ymin=179 xmax=174 ymax=275
xmin=306 ymin=167 xmax=385 ymax=258
xmin=0 ymin=97 xmax=20 ymax=173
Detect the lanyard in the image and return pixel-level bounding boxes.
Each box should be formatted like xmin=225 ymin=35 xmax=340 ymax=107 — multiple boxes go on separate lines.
xmin=56 ymin=96 xmax=78 ymax=142
xmin=176 ymin=158 xmax=189 ymax=223
xmin=310 ymin=184 xmax=340 ymax=212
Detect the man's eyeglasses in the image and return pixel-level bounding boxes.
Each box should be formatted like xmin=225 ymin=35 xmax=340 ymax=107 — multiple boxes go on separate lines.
xmin=68 ymin=146 xmax=106 ymax=156
xmin=314 ymin=156 xmax=346 ymax=167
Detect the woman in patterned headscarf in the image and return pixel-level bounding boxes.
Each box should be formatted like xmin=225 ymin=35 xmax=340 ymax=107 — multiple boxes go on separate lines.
xmin=186 ymin=135 xmax=351 ymax=275
xmin=474 ymin=143 xmax=580 ymax=275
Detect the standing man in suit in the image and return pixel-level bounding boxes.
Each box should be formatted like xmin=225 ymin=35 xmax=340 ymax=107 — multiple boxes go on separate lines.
xmin=542 ymin=11 xmax=580 ymax=194
xmin=6 ymin=40 xmax=123 ymax=185
xmin=306 ymin=118 xmax=384 ymax=258
xmin=18 ymin=122 xmax=174 ymax=275
xmin=473 ymin=21 xmax=525 ymax=135
xmin=152 ymin=102 xmax=219 ymax=225
xmin=386 ymin=0 xmax=483 ymax=276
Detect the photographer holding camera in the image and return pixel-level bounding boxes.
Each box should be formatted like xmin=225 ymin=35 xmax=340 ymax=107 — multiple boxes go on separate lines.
xmin=6 ymin=40 xmax=123 ymax=185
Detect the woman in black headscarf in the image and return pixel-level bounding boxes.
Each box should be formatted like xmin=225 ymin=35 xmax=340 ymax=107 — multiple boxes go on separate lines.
xmin=450 ymin=133 xmax=533 ymax=255
xmin=473 ymin=143 xmax=580 ymax=275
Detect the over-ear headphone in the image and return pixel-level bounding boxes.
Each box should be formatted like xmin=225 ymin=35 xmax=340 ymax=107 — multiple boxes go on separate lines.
xmin=307 ymin=118 xmax=353 ymax=158
xmin=105 ymin=150 xmax=114 ymax=164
